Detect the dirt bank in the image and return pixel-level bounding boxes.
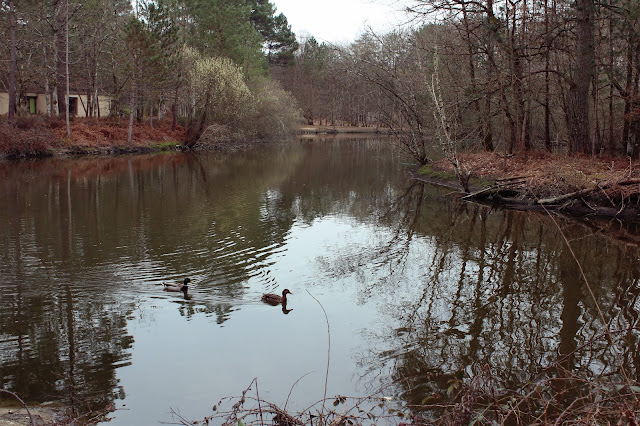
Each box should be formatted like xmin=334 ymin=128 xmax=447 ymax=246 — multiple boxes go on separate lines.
xmin=0 ymin=117 xmax=276 ymax=159
xmin=419 ymin=151 xmax=640 ymax=221
xmin=0 ymin=116 xmax=186 ymax=158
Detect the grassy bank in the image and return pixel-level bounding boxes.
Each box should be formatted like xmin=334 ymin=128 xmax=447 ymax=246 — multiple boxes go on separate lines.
xmin=298 ymin=125 xmax=394 ymax=135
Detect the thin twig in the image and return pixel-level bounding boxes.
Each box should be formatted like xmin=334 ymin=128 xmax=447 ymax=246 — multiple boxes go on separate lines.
xmin=284 ymin=372 xmax=314 ymax=411
xmin=307 ymin=290 xmax=331 ymax=422
xmin=0 ymin=390 xmax=34 ymax=426
xmin=255 ymin=378 xmax=264 ymax=426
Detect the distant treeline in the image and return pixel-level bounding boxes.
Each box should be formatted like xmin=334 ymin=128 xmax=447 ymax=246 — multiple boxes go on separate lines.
xmin=274 ymin=0 xmax=640 ymax=160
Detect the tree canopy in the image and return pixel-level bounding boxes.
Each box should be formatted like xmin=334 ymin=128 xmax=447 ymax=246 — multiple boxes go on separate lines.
xmin=0 ymin=0 xmax=301 ymax=141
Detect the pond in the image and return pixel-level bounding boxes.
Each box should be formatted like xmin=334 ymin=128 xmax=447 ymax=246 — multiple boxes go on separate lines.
xmin=0 ymin=137 xmax=639 ymax=424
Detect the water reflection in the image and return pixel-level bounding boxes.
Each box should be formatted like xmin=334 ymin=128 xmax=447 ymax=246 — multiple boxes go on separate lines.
xmin=353 ymin=182 xmax=640 ymax=414
xmin=0 ymin=138 xmax=406 ymax=415
xmin=0 ymin=139 xmax=639 ymax=422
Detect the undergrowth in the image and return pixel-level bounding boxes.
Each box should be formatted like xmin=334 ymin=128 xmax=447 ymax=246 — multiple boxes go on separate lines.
xmin=0 ymin=116 xmax=58 ymax=158
xmin=164 ymin=360 xmax=640 ymax=425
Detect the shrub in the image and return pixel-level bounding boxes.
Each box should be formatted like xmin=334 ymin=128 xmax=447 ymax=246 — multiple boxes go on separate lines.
xmin=243 ymin=79 xmax=303 ymax=141
xmin=0 ymin=119 xmax=54 ymax=158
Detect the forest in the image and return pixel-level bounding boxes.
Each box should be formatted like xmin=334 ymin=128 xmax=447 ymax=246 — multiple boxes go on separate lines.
xmin=0 ymin=0 xmax=300 ymax=146
xmin=3 ymin=2 xmax=640 ymax=424
xmin=276 ymin=0 xmax=640 ymax=163
xmin=2 ymin=0 xmax=640 ymax=162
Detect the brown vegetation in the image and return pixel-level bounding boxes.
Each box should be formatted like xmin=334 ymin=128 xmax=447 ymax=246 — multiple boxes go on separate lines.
xmin=0 ymin=116 xmax=186 ymax=158
xmin=170 ymin=358 xmax=639 ymax=425
xmin=428 ymin=151 xmax=640 ymax=220
xmin=53 ymin=117 xmax=185 ymax=148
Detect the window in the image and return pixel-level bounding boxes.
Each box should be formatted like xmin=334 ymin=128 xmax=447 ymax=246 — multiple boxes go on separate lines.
xmin=68 ymin=97 xmax=78 ymax=116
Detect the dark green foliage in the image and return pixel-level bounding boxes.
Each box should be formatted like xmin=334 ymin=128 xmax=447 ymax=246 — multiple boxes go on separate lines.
xmin=177 ymin=0 xmax=267 ymax=74
xmin=249 ymin=0 xmax=299 ymax=66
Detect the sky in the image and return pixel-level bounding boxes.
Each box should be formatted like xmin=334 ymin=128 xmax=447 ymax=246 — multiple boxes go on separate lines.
xmin=270 ymin=0 xmax=410 ymax=45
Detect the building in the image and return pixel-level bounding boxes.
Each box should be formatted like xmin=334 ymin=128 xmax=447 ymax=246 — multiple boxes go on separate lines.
xmin=0 ymin=92 xmax=112 ymax=117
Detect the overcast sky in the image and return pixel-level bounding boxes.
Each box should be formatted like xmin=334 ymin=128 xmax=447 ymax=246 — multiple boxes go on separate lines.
xmin=270 ymin=0 xmax=410 ymax=45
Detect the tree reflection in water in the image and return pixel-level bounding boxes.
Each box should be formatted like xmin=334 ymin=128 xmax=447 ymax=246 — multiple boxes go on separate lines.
xmin=1 ymin=143 xmax=639 ymax=422
xmin=351 ymin=181 xmax=640 ymax=418
xmin=0 ymin=165 xmax=134 ymax=414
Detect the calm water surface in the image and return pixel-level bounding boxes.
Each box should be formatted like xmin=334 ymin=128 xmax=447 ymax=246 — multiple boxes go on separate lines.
xmin=0 ymin=137 xmax=639 ymax=424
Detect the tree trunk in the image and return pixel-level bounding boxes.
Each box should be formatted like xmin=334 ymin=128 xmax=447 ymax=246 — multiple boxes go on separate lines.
xmin=128 ymin=68 xmax=137 ymax=143
xmin=607 ymin=17 xmax=615 ymax=154
xmin=185 ymin=92 xmax=211 ymax=147
xmin=461 ymin=2 xmax=490 ymax=150
xmin=65 ymin=0 xmax=71 ymax=136
xmin=482 ymin=0 xmax=497 ymax=151
xmin=8 ymin=0 xmax=16 ymax=126
xmin=149 ymin=97 xmax=154 ymax=129
xmin=629 ymin=72 xmax=640 ymax=157
xmin=623 ymin=28 xmax=634 ymax=153
xmin=56 ymin=0 xmax=68 ymax=117
xmin=544 ymin=0 xmax=552 ymax=152
xmin=567 ymin=0 xmax=595 ymax=154
xmin=42 ymin=34 xmax=52 ymax=115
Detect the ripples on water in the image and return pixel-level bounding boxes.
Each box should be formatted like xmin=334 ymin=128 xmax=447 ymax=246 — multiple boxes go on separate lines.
xmin=0 ymin=138 xmax=639 ymax=424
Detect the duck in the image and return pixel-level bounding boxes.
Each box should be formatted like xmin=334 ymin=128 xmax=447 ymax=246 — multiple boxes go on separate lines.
xmin=163 ymin=277 xmax=191 ymax=293
xmin=262 ymin=289 xmax=292 ymax=305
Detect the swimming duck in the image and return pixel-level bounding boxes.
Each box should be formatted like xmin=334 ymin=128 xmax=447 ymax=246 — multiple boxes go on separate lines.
xmin=262 ymin=289 xmax=292 ymax=305
xmin=163 ymin=277 xmax=191 ymax=293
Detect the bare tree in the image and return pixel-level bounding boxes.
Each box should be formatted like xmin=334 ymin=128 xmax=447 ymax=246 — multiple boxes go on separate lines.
xmin=7 ymin=0 xmax=16 ymax=126
xmin=430 ymin=63 xmax=471 ymax=192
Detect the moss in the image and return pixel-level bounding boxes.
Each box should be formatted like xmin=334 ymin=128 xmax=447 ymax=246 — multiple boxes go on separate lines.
xmin=418 ymin=164 xmax=492 ymax=189
xmin=470 ymin=176 xmax=493 ymax=188
xmin=418 ymin=164 xmax=457 ymax=180
xmin=151 ymin=141 xmax=180 ymax=151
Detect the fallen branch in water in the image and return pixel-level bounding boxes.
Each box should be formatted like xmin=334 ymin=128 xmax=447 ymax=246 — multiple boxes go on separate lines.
xmin=536 ymin=186 xmax=598 ymax=204
xmin=420 ymin=151 xmax=640 ymax=220
xmin=452 ymin=174 xmax=640 ymax=220
xmin=0 ymin=390 xmax=34 ymax=426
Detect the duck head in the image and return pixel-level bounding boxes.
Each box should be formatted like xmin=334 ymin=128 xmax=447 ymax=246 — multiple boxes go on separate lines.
xmin=181 ymin=278 xmax=191 ymax=293
xmin=282 ymin=289 xmax=292 ymax=297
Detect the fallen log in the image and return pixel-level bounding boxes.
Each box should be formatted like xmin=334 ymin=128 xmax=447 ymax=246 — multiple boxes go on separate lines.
xmin=616 ymin=178 xmax=640 ymax=186
xmin=537 ymin=187 xmax=598 ymax=205
xmin=494 ymin=175 xmax=529 ymax=183
xmin=462 ymin=185 xmax=501 ymax=200
xmin=484 ymin=195 xmax=640 ymax=219
xmin=462 ymin=178 xmax=527 ymax=200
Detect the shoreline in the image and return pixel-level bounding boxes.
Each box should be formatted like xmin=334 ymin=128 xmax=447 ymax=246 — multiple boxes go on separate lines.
xmin=3 ymin=118 xmax=640 ymax=224
xmin=0 ymin=118 xmax=278 ymax=160
xmin=298 ymin=125 xmax=393 ymax=135
xmin=0 ymin=121 xmax=392 ymax=160
xmin=416 ymin=151 xmax=640 ymax=223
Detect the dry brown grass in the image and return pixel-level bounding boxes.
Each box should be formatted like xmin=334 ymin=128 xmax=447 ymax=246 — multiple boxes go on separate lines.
xmin=53 ymin=116 xmax=186 ymax=147
xmin=0 ymin=115 xmax=186 ymax=158
xmin=433 ymin=151 xmax=640 ymax=207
